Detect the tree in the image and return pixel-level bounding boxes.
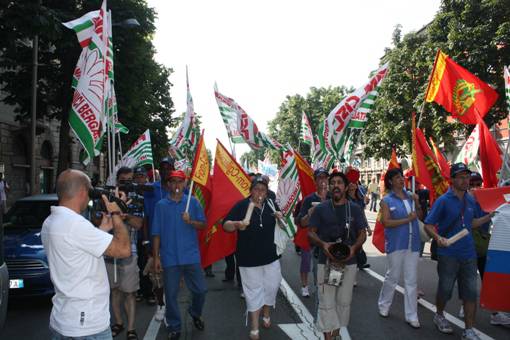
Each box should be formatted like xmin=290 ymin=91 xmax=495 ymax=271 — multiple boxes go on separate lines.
xmin=364 ymin=0 xmax=510 ymax=159
xmin=0 ymin=0 xmax=174 ymax=174
xmin=267 ymin=86 xmax=353 ymax=160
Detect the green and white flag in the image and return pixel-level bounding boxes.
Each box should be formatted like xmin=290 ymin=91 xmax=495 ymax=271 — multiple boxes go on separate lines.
xmin=214 ymin=84 xmax=286 ymax=152
xmin=275 ymin=148 xmax=301 ymax=238
xmin=214 ymin=84 xmax=245 ymax=144
xmin=65 ymin=0 xmax=108 ymax=164
xmin=324 ymin=63 xmax=389 ymax=159
xmin=62 ymin=10 xmax=100 ymax=48
xmin=169 ymin=67 xmax=198 ymax=161
xmin=121 ymin=129 xmax=154 ymax=168
xmin=301 ymin=112 xmax=314 ymax=146
xmin=455 ymin=124 xmax=481 ymax=170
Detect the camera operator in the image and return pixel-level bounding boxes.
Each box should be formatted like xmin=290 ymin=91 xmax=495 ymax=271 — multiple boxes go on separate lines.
xmin=41 ymin=169 xmax=130 ymax=339
xmin=103 ymin=166 xmax=144 ymax=339
xmin=307 ymin=170 xmax=368 ymax=340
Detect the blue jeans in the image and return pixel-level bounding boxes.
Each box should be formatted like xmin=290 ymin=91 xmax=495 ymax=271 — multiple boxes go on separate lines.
xmin=163 ymin=263 xmax=207 ymax=332
xmin=437 ymin=255 xmax=478 ymax=303
xmin=50 ymin=326 xmax=112 ymax=340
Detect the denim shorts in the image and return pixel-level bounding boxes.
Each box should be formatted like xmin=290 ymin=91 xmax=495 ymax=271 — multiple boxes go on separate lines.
xmin=50 ymin=326 xmax=112 ymax=340
xmin=437 ymin=255 xmax=478 ymax=302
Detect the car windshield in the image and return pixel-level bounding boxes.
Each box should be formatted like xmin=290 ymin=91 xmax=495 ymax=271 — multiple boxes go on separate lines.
xmin=3 ymin=200 xmax=57 ymax=228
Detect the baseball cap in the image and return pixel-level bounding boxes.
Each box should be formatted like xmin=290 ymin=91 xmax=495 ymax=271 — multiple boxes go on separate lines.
xmin=345 ymin=168 xmax=360 ymax=184
xmin=250 ymin=176 xmax=268 ymax=190
xmin=450 ymin=163 xmax=471 ymax=178
xmin=314 ymin=167 xmax=329 ymax=178
xmin=159 ymin=156 xmax=175 ymax=166
xmin=134 ymin=166 xmax=147 ymax=176
xmin=470 ymin=171 xmax=482 ymax=182
xmin=167 ymin=170 xmax=186 ymax=180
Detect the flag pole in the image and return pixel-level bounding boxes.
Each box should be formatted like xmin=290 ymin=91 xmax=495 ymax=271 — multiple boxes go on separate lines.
xmin=185 ymin=180 xmax=194 ymax=213
xmin=418 ymin=49 xmax=441 ymax=128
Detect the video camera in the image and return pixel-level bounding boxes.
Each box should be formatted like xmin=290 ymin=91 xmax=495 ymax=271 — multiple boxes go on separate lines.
xmin=88 ymin=181 xmax=154 ymax=217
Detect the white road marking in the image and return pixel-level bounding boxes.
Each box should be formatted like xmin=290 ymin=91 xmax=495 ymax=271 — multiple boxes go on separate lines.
xmin=279 ymin=278 xmax=351 ymax=340
xmin=143 ymin=308 xmax=161 ymax=340
xmin=364 ymin=268 xmax=494 ymax=340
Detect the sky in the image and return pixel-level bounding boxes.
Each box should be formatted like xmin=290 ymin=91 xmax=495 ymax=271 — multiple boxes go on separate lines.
xmin=146 ymin=0 xmax=442 ymax=159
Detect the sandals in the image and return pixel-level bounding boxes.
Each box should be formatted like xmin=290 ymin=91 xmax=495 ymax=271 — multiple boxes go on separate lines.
xmin=126 ymin=330 xmax=138 ymax=340
xmin=110 ymin=323 xmax=124 ymax=337
xmin=249 ymin=329 xmax=260 ymax=340
xmin=262 ymin=316 xmax=271 ymax=328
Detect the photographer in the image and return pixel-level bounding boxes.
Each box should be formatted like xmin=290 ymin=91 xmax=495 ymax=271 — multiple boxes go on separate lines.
xmin=41 ymin=169 xmax=130 ymax=339
xmin=106 ymin=167 xmax=143 ymax=339
xmin=308 ymin=171 xmax=367 ymax=340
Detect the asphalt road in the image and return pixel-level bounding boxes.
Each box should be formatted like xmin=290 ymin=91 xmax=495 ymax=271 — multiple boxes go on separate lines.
xmin=1 ymin=210 xmax=509 ymax=340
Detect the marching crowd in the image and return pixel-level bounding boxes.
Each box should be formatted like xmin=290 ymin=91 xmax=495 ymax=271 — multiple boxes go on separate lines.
xmin=39 ymin=156 xmax=510 ymax=340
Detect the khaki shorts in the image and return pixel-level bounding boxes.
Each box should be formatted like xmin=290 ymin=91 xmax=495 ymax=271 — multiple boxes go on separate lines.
xmin=106 ymin=255 xmax=140 ymax=293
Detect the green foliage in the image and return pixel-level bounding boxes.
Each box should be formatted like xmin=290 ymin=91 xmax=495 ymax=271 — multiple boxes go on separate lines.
xmin=0 ymin=0 xmax=174 ymax=171
xmin=365 ymin=0 xmax=510 ymax=159
xmin=267 ymin=86 xmax=353 ymax=161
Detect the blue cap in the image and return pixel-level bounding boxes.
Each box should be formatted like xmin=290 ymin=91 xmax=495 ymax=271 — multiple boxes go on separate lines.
xmin=450 ymin=163 xmax=471 ymax=178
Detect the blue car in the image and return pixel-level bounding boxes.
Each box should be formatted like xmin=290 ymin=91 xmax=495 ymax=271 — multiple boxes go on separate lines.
xmin=3 ymin=194 xmax=57 ymax=297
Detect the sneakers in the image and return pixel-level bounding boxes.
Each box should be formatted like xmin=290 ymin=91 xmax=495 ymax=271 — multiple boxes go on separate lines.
xmin=301 ymin=286 xmax=310 ymax=297
xmin=155 ymin=305 xmax=165 ymax=322
xmin=240 ymin=291 xmax=245 ymax=299
xmin=459 ymin=305 xmax=465 ymax=318
xmin=433 ymin=313 xmax=453 ymax=334
xmin=168 ymin=331 xmax=180 ymax=340
xmin=461 ymin=328 xmax=481 ymax=340
xmin=490 ymin=312 xmax=510 ymax=326
xmin=379 ymin=309 xmax=389 ymax=318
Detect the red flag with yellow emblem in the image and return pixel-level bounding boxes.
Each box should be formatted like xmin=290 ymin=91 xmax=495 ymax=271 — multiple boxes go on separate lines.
xmin=198 ymin=140 xmax=251 ymax=268
xmin=425 ymin=50 xmax=498 ymax=125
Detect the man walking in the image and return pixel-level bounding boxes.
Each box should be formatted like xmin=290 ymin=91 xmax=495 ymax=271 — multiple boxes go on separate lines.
xmin=424 ymin=163 xmax=493 ymax=340
xmin=152 ymin=170 xmax=207 ymax=340
xmin=368 ymin=177 xmax=379 ymax=212
xmin=308 ymin=171 xmax=368 ymax=340
xmin=41 ymin=169 xmax=131 ymax=339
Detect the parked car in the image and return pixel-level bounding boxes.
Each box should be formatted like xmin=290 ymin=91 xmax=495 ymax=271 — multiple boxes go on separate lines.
xmin=3 ymin=194 xmax=58 ymax=297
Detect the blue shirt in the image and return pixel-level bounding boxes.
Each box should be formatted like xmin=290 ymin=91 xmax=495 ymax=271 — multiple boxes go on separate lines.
xmin=424 ymin=188 xmax=479 ymax=260
xmin=382 ymin=191 xmax=421 ymax=253
xmin=151 ymin=194 xmax=206 ymax=267
xmin=144 ymin=181 xmax=169 ymax=229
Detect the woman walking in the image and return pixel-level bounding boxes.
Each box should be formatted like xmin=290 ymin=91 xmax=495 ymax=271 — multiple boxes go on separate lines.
xmin=377 ymin=168 xmax=423 ymax=328
xmin=223 ymin=177 xmax=283 ymax=340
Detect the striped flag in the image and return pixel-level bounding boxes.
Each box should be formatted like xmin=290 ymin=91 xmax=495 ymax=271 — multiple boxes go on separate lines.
xmin=301 ymin=112 xmax=314 ymax=146
xmin=169 ymin=67 xmax=199 ymax=161
xmin=65 ymin=0 xmax=109 ymax=164
xmin=62 ymin=10 xmax=101 ymax=48
xmin=214 ymin=84 xmax=245 ymax=144
xmin=214 ymin=85 xmax=285 ymax=152
xmin=324 ymin=63 xmax=389 ymax=159
xmin=121 ymin=129 xmax=154 ymax=168
xmin=276 ymin=148 xmax=301 ymax=238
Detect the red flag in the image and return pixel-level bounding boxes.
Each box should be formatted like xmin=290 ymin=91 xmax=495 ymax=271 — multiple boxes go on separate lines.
xmin=412 ymin=113 xmax=449 ymax=203
xmin=478 ymin=118 xmax=502 ymax=188
xmin=198 ymin=140 xmax=251 ymax=268
xmin=372 ymin=147 xmax=400 ymax=253
xmin=425 ymin=50 xmax=499 ymax=124
xmin=429 ymin=137 xmax=451 ymax=180
xmin=294 ymin=151 xmax=316 ymax=197
xmin=472 ymin=186 xmax=510 ymax=212
xmin=190 ymin=133 xmax=212 ymax=211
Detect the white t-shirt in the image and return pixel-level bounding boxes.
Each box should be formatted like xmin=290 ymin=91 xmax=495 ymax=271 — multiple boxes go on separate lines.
xmin=41 ymin=206 xmax=113 ymax=337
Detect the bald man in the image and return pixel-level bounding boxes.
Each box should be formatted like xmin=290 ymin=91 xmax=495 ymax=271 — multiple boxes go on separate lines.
xmin=41 ymin=169 xmax=131 ymax=339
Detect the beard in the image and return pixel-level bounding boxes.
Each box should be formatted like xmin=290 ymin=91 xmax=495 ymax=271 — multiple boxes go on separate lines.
xmin=332 ymin=189 xmax=344 ymax=202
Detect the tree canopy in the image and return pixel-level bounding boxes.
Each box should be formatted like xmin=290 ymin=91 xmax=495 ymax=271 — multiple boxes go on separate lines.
xmin=0 ymin=0 xmax=174 ymax=174
xmin=364 ymin=0 xmax=510 ymax=159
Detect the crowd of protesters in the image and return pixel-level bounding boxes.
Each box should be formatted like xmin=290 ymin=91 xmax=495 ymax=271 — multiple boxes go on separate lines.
xmin=38 ymin=156 xmax=510 ymax=340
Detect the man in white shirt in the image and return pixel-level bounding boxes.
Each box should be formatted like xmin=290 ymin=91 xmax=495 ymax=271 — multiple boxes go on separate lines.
xmin=41 ymin=169 xmax=131 ymax=339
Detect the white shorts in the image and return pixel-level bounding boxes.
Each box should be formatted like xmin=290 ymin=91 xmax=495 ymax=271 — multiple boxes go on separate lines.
xmin=239 ymin=260 xmax=282 ymax=312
